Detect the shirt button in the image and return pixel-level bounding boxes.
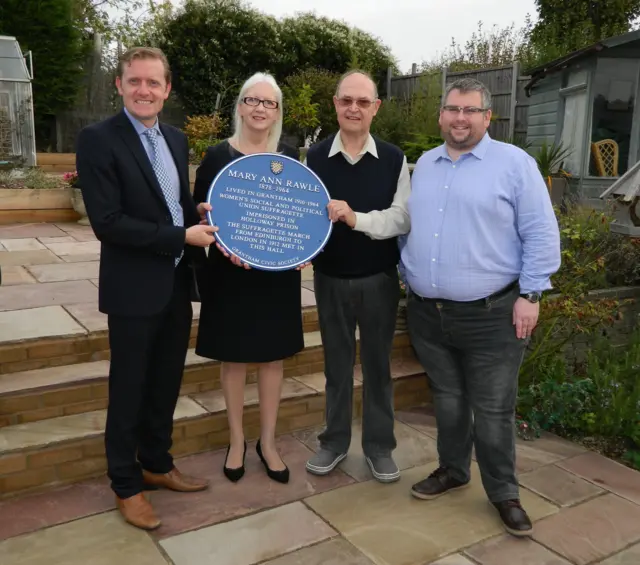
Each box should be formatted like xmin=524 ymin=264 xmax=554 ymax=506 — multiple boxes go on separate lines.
xmin=434 ymin=233 xmax=439 ymax=237
xmin=432 ymin=258 xmax=436 ymax=262
xmin=444 ymin=186 xmax=449 ymax=189
xmin=439 ymin=209 xmax=443 ymax=212
xmin=432 ymin=283 xmax=436 ymax=288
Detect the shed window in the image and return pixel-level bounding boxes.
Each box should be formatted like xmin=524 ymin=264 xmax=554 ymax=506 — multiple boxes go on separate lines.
xmin=589 ymin=58 xmax=639 ymax=177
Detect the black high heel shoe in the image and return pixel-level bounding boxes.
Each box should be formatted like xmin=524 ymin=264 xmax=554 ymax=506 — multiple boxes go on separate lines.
xmin=256 ymin=440 xmax=289 ymax=484
xmin=223 ymin=441 xmax=247 ymax=482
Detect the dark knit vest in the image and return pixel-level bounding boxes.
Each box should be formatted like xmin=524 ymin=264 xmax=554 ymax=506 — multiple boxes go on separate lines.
xmin=307 ymin=134 xmax=404 ymax=278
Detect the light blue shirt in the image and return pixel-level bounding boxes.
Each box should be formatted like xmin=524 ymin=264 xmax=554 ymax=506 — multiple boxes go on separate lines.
xmin=400 ymin=133 xmax=561 ymax=301
xmin=123 ymin=107 xmax=183 ymax=225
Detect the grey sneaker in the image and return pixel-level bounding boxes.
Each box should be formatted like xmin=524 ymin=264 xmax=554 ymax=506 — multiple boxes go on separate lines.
xmin=366 ymin=456 xmax=400 ymax=483
xmin=306 ymin=449 xmax=347 ymax=475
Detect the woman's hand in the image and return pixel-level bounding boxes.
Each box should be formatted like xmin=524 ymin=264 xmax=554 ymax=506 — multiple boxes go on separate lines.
xmin=295 ymin=262 xmax=312 ymax=271
xmin=215 ymin=242 xmax=251 ymax=269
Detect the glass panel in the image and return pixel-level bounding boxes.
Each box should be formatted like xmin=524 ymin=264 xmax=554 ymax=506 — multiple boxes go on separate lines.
xmin=589 ymin=58 xmax=639 ymax=177
xmin=0 ymin=37 xmax=30 ymax=80
xmin=560 ymin=89 xmax=588 ymax=175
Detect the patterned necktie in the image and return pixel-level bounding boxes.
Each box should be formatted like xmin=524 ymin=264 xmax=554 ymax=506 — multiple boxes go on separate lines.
xmin=144 ymin=127 xmax=183 ymax=265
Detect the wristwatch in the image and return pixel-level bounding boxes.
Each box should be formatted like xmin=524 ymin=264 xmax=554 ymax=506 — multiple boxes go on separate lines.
xmin=520 ymin=292 xmax=542 ymax=303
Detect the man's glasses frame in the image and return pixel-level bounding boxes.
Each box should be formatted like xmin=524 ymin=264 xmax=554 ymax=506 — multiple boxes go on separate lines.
xmin=243 ymin=96 xmax=279 ymax=109
xmin=336 ymin=97 xmax=377 ymax=109
xmin=442 ymin=105 xmax=490 ymax=115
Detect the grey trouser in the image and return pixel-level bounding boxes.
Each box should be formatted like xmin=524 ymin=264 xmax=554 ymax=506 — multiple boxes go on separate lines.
xmin=314 ymin=268 xmax=400 ymax=457
xmin=407 ymin=284 xmax=527 ymax=502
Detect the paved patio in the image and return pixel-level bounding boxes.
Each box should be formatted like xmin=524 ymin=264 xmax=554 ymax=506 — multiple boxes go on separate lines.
xmin=1 ymin=407 xmax=640 ymax=564
xmin=2 ymin=222 xmax=640 ymax=563
xmin=0 ymin=222 xmax=316 ymax=345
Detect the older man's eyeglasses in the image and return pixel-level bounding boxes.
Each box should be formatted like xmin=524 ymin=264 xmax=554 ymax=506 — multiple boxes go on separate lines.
xmin=337 ymin=97 xmax=375 ymax=109
xmin=442 ymin=105 xmax=489 ymax=115
xmin=243 ymin=97 xmax=279 ymax=109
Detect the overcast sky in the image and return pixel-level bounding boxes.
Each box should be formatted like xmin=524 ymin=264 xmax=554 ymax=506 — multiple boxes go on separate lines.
xmin=233 ymin=0 xmax=538 ymax=73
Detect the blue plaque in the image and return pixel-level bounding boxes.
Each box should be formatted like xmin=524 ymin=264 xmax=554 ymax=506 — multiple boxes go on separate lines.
xmin=205 ymin=153 xmax=332 ymax=270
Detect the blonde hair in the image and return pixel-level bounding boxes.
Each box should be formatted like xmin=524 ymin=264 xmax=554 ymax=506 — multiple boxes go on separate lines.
xmin=230 ymin=72 xmax=283 ymax=153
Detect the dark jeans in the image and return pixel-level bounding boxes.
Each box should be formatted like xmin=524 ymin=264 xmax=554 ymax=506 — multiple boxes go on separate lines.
xmin=105 ymin=259 xmax=193 ymax=499
xmin=314 ymin=269 xmax=400 ymax=458
xmin=407 ymin=285 xmax=527 ymax=502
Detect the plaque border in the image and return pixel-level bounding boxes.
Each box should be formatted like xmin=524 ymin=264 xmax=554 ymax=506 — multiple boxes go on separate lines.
xmin=205 ymin=152 xmax=333 ymax=271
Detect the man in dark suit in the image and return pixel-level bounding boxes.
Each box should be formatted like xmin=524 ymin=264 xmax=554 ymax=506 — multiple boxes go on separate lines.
xmin=76 ymin=47 xmax=217 ymax=530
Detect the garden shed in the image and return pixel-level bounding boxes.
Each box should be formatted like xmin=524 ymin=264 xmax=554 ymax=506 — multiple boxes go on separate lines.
xmin=0 ymin=35 xmax=36 ymax=168
xmin=524 ymin=29 xmax=640 ymax=206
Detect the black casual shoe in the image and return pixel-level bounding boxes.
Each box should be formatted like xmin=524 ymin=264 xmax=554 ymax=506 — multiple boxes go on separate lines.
xmin=493 ymin=499 xmax=533 ymax=537
xmin=410 ymin=466 xmax=470 ymax=500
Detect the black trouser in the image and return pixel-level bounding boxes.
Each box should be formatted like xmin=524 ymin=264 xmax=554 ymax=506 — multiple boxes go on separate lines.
xmin=105 ymin=259 xmax=193 ymax=499
xmin=314 ymin=269 xmax=400 ymax=458
xmin=407 ymin=284 xmax=527 ymax=503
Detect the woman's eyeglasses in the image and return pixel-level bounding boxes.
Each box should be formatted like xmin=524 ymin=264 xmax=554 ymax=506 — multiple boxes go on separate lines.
xmin=243 ymin=96 xmax=279 ymax=109
xmin=336 ymin=97 xmax=375 ymax=109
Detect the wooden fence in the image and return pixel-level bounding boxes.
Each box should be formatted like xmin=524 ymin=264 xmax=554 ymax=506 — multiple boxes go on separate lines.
xmin=386 ymin=62 xmax=531 ymax=145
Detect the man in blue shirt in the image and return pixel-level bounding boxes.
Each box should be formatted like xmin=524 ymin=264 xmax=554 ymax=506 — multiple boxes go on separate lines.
xmin=402 ymin=78 xmax=561 ymax=537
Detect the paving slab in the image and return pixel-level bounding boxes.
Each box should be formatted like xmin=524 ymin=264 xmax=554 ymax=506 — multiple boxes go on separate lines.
xmin=558 ymin=451 xmax=640 ymax=505
xmin=0 ymin=250 xmax=63 ymax=267
xmin=301 ymin=287 xmax=316 ymax=308
xmin=465 ymin=534 xmax=572 ymax=565
xmin=37 ymin=236 xmax=77 ymax=245
xmin=263 ymin=538 xmax=375 ymax=565
xmin=294 ymin=420 xmax=438 ymax=482
xmin=532 ymin=493 xmax=640 ymax=565
xmin=0 ymin=477 xmax=112 ymax=542
xmin=428 ymin=556 xmax=476 ymax=565
xmin=519 ymin=464 xmax=604 ymax=507
xmin=0 ymin=266 xmax=37 ymax=286
xmin=0 ymin=280 xmax=97 ymax=311
xmin=0 ymin=224 xmax=67 ymax=239
xmin=64 ymin=302 xmax=107 ymax=332
xmin=26 ymin=262 xmax=99 ymax=283
xmin=304 ymin=463 xmax=558 ymax=565
xmin=61 ymin=253 xmax=100 ymax=263
xmin=0 ymin=305 xmax=86 ymax=343
xmin=148 ymin=435 xmax=355 ymax=539
xmin=0 ymin=511 xmax=167 ymax=565
xmin=0 ymin=238 xmax=46 ymax=251
xmin=44 ymin=241 xmax=101 ymax=256
xmin=159 ymin=501 xmax=336 ymax=565
xmin=599 ymin=543 xmax=640 ymax=565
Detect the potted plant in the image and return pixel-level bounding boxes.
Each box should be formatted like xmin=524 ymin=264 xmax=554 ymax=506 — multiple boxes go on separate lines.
xmin=535 ymin=141 xmax=573 ymax=206
xmin=64 ymin=170 xmax=89 ymax=225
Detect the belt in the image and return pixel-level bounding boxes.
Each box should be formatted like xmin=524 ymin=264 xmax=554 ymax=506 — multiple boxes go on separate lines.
xmin=412 ymin=279 xmax=519 ymax=305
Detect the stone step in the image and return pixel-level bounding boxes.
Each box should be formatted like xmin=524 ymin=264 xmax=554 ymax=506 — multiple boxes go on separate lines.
xmin=0 ymin=358 xmax=429 ymax=499
xmin=0 ymin=305 xmax=321 ymax=376
xmin=0 ymin=331 xmax=414 ymax=427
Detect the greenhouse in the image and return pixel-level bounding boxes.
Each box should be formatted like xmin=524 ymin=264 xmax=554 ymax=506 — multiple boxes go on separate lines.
xmin=0 ymin=35 xmax=36 ymax=168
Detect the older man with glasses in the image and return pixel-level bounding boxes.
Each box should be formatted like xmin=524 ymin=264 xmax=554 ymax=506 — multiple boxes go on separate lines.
xmin=402 ymin=78 xmax=561 ymax=537
xmin=304 ymin=69 xmax=411 ymax=483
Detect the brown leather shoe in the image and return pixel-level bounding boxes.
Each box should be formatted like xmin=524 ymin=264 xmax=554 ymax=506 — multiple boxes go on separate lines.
xmin=116 ymin=493 xmax=161 ymax=530
xmin=142 ymin=466 xmax=209 ymax=492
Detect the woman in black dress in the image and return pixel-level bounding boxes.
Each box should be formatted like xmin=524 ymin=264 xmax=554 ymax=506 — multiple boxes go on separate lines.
xmin=193 ymin=72 xmax=305 ymax=484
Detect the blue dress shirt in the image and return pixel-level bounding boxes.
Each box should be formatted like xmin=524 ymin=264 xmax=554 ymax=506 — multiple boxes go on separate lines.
xmin=401 ymin=133 xmax=561 ymax=301
xmin=123 ymin=107 xmax=183 ymax=226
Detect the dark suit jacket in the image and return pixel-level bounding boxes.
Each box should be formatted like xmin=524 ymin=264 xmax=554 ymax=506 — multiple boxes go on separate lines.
xmin=75 ymin=110 xmax=206 ymax=317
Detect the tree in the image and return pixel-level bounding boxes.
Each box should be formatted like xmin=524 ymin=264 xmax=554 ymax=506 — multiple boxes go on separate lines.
xmin=150 ymin=0 xmax=282 ymax=116
xmin=530 ymin=0 xmax=640 ymax=64
xmin=0 ymin=0 xmax=86 ymax=149
xmin=144 ymin=1 xmax=398 ymax=117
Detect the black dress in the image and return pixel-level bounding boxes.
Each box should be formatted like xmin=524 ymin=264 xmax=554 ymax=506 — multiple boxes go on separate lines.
xmin=192 ymin=140 xmax=304 ymax=363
